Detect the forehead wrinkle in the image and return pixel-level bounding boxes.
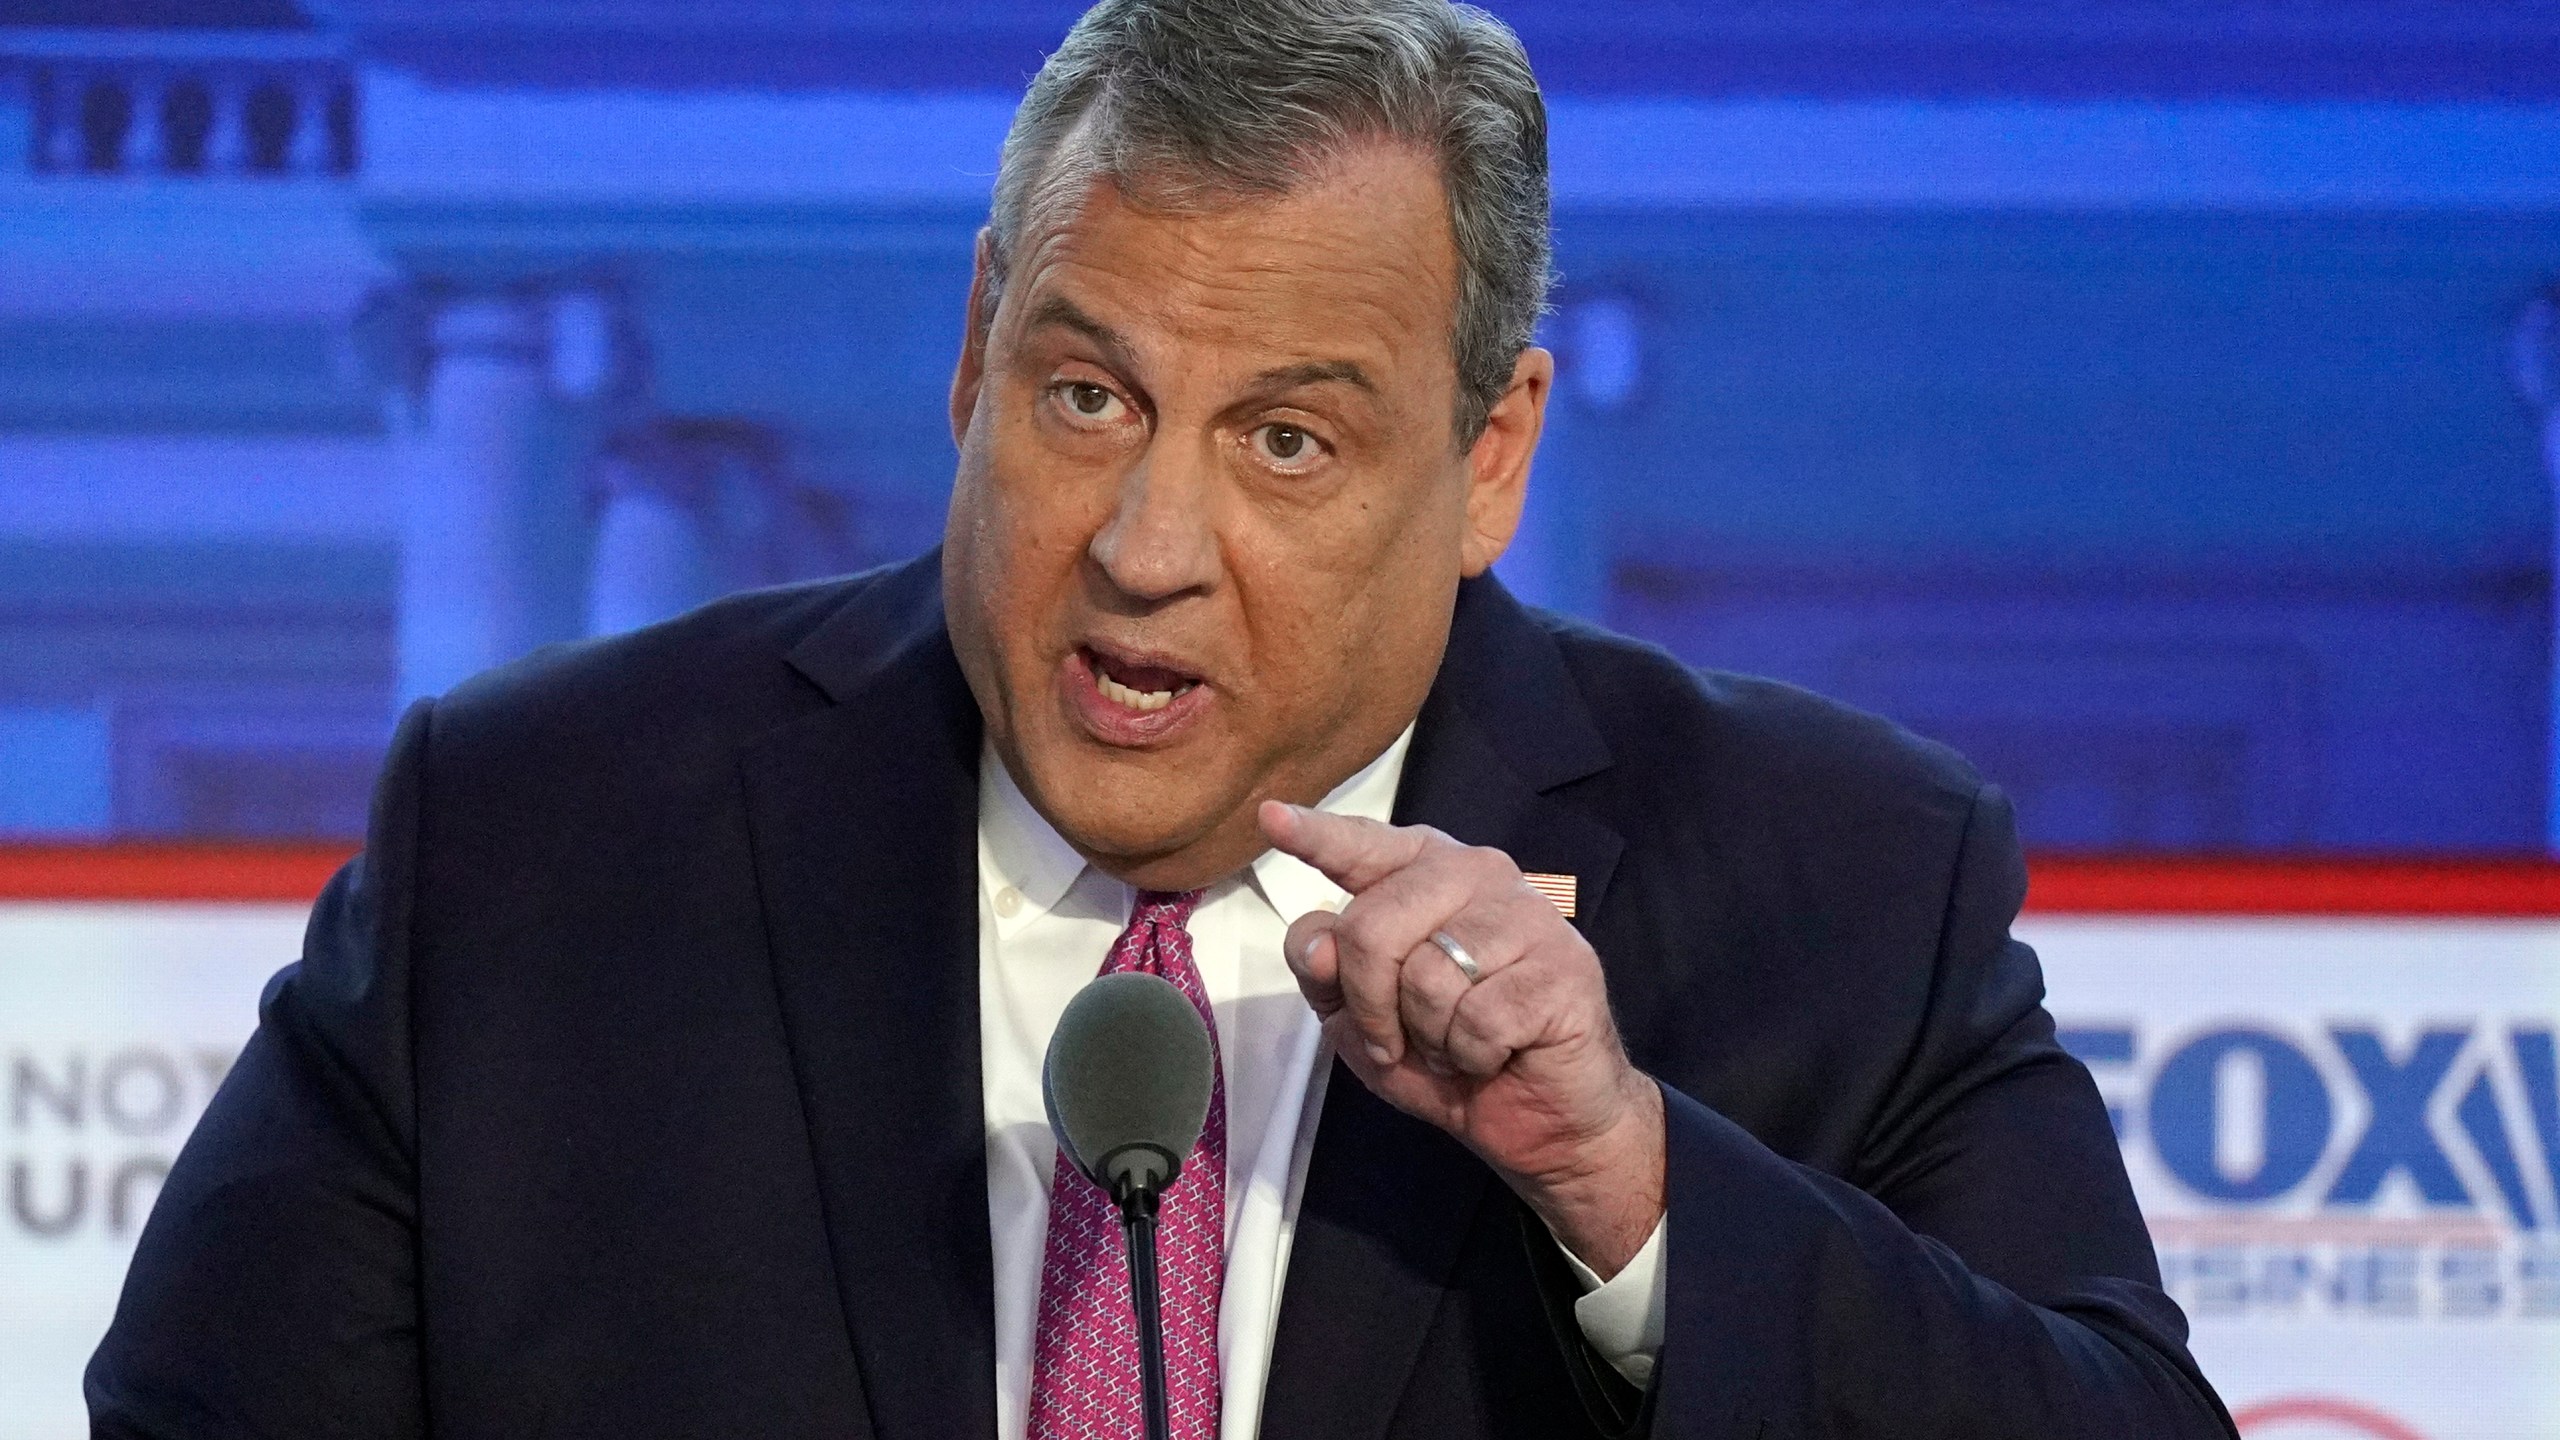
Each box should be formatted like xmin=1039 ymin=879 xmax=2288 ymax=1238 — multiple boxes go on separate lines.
xmin=1024 ymin=293 xmax=1117 ymax=345
xmin=1241 ymin=359 xmax=1379 ymax=401
xmin=1021 ymin=294 xmax=1142 ymax=373
xmin=1010 ymin=161 xmax=1454 ymax=405
xmin=1015 ymin=136 xmax=1456 ymax=301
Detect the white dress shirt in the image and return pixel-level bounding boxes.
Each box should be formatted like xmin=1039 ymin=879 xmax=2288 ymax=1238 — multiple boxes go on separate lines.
xmin=978 ymin=729 xmax=1665 ymax=1440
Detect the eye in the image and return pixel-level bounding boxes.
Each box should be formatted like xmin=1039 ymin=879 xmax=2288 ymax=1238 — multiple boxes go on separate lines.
xmin=1250 ymin=422 xmax=1326 ymax=471
xmin=1051 ymin=380 xmax=1129 ymax=426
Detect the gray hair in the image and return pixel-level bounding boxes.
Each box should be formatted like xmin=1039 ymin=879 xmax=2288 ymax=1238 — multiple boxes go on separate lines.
xmin=984 ymin=0 xmax=1552 ymax=445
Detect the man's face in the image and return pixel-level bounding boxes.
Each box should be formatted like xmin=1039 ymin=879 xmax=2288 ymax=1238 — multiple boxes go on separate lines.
xmin=942 ymin=139 xmax=1548 ymax=890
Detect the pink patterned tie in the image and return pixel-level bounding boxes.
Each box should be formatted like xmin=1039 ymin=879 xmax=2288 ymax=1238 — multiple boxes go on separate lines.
xmin=1028 ymin=889 xmax=1225 ymax=1440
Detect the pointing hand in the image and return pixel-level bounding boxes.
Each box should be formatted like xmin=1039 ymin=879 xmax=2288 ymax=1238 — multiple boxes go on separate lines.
xmin=1257 ymin=800 xmax=1663 ymax=1276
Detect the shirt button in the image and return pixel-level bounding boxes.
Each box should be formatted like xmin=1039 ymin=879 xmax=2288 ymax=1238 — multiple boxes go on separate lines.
xmin=994 ymin=886 xmax=1024 ymax=919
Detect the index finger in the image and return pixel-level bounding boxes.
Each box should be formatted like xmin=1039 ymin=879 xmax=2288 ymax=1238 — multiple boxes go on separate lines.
xmin=1257 ymin=800 xmax=1433 ymax=895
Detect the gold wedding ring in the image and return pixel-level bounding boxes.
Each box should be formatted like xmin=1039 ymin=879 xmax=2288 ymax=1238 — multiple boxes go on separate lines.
xmin=1430 ymin=929 xmax=1481 ymax=982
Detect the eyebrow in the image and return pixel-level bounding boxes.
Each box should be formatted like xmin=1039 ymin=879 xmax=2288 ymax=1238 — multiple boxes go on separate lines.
xmin=1024 ymin=294 xmax=1380 ymax=404
xmin=1242 ymin=359 xmax=1380 ymax=400
xmin=1025 ymin=296 xmax=1138 ymax=376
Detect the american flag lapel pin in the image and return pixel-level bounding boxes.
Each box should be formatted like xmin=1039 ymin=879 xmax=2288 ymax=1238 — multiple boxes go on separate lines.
xmin=1522 ymin=872 xmax=1577 ymax=919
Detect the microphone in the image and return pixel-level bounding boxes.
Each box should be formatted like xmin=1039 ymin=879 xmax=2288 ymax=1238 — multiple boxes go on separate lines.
xmin=1043 ymin=971 xmax=1215 ymax=1440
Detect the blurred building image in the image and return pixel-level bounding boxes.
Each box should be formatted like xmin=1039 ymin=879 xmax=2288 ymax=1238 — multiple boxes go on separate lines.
xmin=6 ymin=1 xmax=2560 ymax=850
xmin=10 ymin=6 xmax=2560 ymax=1440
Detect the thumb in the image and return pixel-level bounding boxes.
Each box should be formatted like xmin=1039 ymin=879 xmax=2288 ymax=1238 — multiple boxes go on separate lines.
xmin=1259 ymin=799 xmax=1426 ymax=895
xmin=1282 ymin=908 xmax=1345 ymax=1019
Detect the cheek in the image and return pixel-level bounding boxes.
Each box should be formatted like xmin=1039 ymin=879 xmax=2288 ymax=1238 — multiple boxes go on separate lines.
xmin=1258 ymin=466 xmax=1462 ymax=607
xmin=943 ymin=452 xmax=1011 ymax=665
xmin=1235 ymin=469 xmax=1463 ymax=702
xmin=964 ymin=425 xmax=1107 ymax=660
xmin=1230 ymin=527 xmax=1391 ymax=704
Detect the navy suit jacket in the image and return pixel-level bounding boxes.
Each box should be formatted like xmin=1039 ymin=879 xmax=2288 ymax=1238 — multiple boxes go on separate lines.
xmin=90 ymin=551 xmax=2234 ymax=1440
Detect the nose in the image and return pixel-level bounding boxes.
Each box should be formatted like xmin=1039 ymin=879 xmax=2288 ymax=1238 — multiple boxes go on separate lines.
xmin=1087 ymin=447 xmax=1222 ymax=604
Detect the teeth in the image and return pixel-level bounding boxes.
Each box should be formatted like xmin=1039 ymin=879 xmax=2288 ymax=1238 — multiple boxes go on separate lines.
xmin=1097 ymin=671 xmax=1178 ymax=712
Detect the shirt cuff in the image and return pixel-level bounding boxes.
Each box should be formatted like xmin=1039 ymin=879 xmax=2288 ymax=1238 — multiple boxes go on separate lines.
xmin=1554 ymin=1217 xmax=1667 ymax=1390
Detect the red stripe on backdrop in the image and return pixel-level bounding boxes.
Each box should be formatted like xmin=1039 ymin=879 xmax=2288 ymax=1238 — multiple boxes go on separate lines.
xmin=2024 ymin=855 xmax=2560 ymax=916
xmin=3 ymin=846 xmax=2560 ymax=914
xmin=0 ymin=844 xmax=358 ymax=902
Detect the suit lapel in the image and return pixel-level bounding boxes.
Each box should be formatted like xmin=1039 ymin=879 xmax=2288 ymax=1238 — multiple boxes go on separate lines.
xmin=737 ymin=565 xmax=1624 ymax=1440
xmin=742 ymin=558 xmax=997 ymax=1440
xmin=1260 ymin=577 xmax=1626 ymax=1440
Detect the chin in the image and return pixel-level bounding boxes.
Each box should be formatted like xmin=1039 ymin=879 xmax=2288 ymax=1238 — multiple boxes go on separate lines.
xmin=1031 ymin=759 xmax=1221 ymax=868
xmin=1051 ymin=787 xmax=1204 ymax=862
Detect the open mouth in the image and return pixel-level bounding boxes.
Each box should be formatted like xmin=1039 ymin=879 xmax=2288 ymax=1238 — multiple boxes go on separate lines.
xmin=1079 ymin=644 xmax=1203 ymax=714
xmin=1075 ymin=645 xmax=1203 ymax=712
xmin=1059 ymin=641 xmax=1214 ymax=747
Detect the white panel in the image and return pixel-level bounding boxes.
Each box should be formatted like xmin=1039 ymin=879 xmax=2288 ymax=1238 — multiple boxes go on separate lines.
xmin=359 ymin=78 xmax=2560 ymax=211
xmin=0 ymin=180 xmax=388 ymax=321
xmin=360 ymin=70 xmax=1016 ymax=204
xmin=1549 ymin=101 xmax=2560 ymax=209
xmin=10 ymin=902 xmax=2559 ymax=1438
xmin=0 ymin=903 xmax=305 ymax=1440
xmin=2025 ymin=916 xmax=2560 ymax=1440
xmin=0 ymin=435 xmax=395 ymax=542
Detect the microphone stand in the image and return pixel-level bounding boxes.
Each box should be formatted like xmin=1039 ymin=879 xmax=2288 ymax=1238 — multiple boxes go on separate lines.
xmin=1114 ymin=1182 xmax=1173 ymax=1440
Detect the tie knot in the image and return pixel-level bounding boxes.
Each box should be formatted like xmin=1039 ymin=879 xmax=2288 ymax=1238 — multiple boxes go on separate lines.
xmin=1132 ymin=888 xmax=1204 ymax=930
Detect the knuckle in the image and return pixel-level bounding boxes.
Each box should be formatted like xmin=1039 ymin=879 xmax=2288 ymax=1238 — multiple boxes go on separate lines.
xmin=1481 ymin=980 xmax=1540 ymax=1029
xmin=1398 ymin=952 xmax=1435 ymax=995
xmin=1353 ymin=964 xmax=1407 ymax=1011
xmin=1337 ymin=910 xmax=1390 ymax=963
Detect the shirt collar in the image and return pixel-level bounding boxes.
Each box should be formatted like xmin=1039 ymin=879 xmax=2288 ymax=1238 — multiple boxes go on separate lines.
xmin=979 ymin=746 xmax=1095 ymax=939
xmin=976 ymin=723 xmax=1417 ymax=933
xmin=1245 ymin=725 xmax=1412 ymax=925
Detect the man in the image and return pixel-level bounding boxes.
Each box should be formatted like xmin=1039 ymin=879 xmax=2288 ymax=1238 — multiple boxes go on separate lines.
xmin=89 ymin=2 xmax=2235 ymax=1437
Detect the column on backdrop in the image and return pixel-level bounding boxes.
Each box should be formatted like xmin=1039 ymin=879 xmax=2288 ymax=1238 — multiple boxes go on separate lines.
xmin=367 ymin=282 xmax=633 ymax=708
xmin=586 ymin=418 xmax=860 ymax=638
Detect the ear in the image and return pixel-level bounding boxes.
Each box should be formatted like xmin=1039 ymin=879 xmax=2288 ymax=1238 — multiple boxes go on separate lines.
xmin=950 ymin=227 xmax=998 ymax=448
xmin=1458 ymin=345 xmax=1552 ymax=577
